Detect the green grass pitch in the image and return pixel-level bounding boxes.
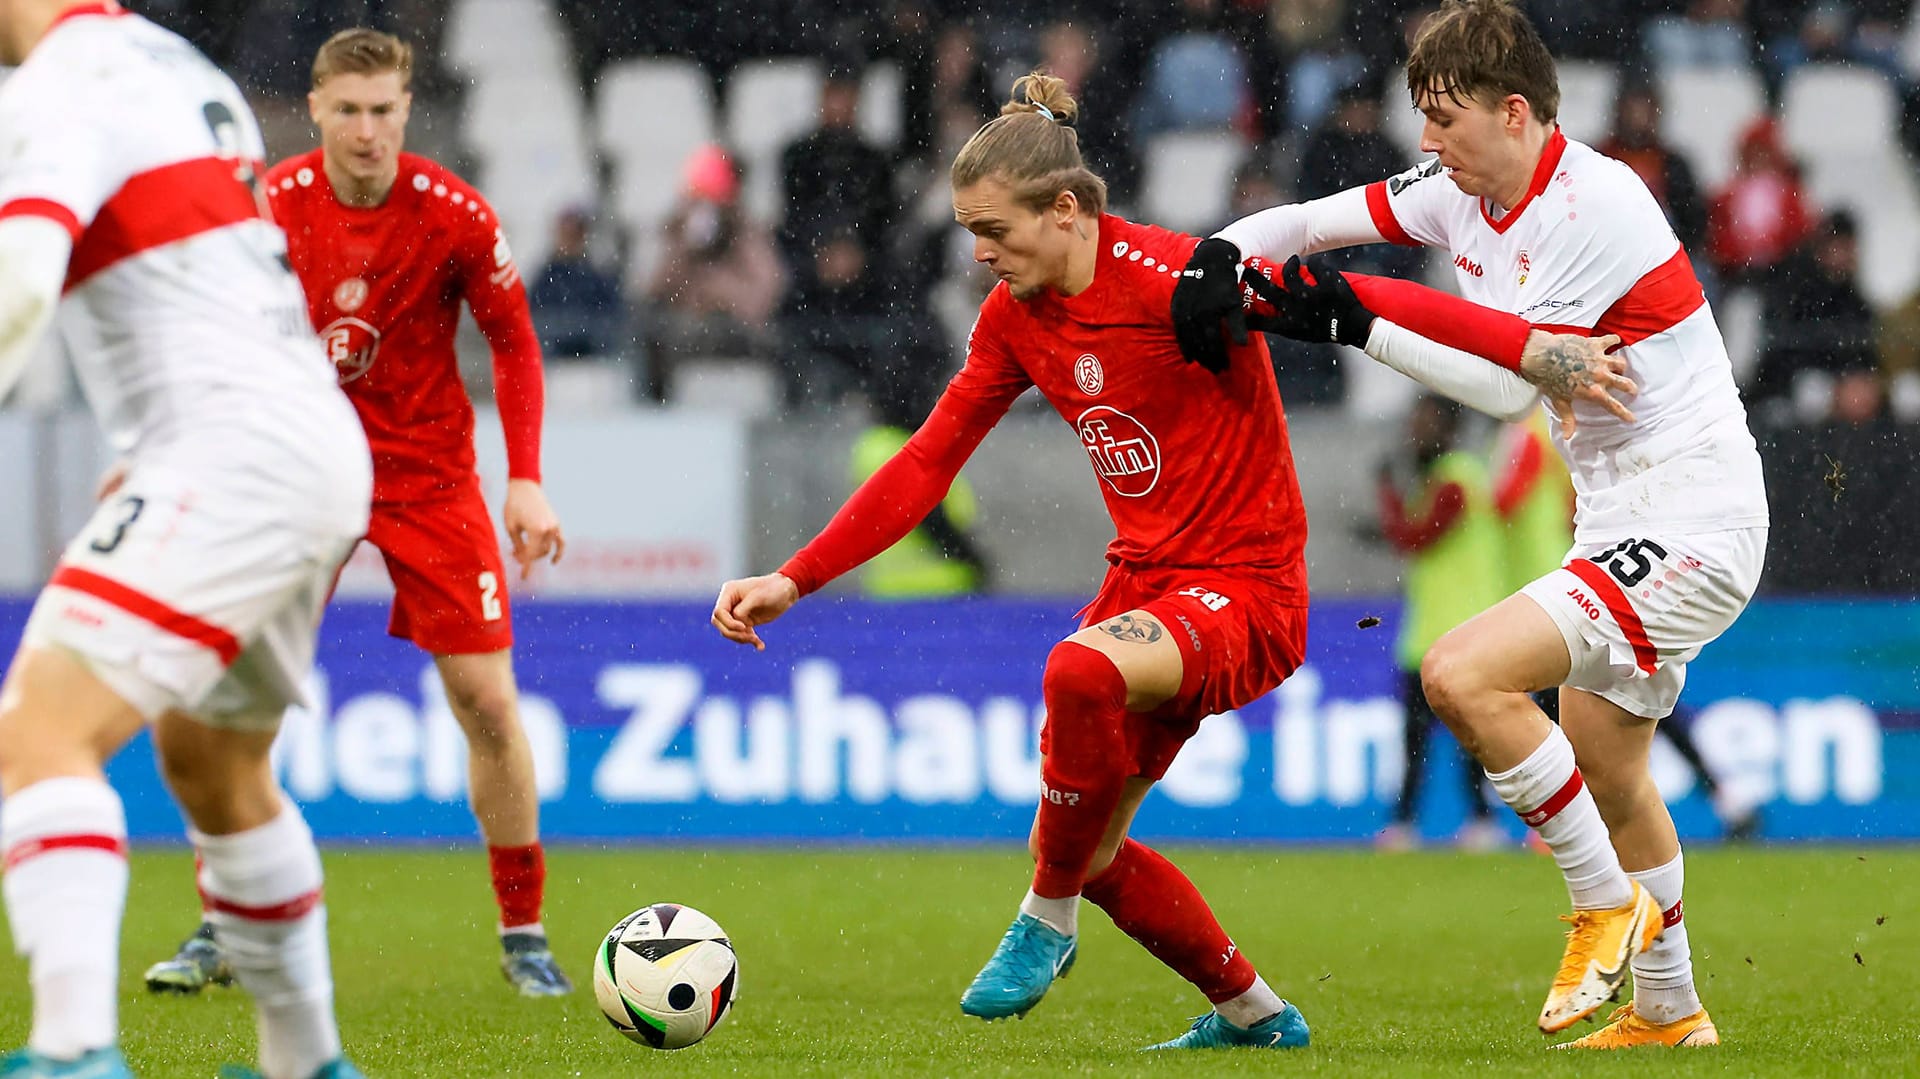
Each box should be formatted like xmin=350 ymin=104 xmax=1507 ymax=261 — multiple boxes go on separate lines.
xmin=2 ymin=846 xmax=1915 ymax=1077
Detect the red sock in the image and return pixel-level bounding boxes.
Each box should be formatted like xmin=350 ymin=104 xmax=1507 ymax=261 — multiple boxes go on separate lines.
xmin=1083 ymin=838 xmax=1257 ymax=1003
xmin=1031 ymin=641 xmax=1131 ymax=898
xmin=487 ymin=843 xmax=545 ymax=931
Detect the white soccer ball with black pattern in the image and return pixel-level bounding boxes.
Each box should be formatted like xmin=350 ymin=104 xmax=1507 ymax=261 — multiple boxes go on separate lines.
xmin=593 ymin=903 xmax=739 ymax=1050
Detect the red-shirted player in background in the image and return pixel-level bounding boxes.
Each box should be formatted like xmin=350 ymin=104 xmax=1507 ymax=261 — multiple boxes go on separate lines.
xmin=144 ymin=28 xmax=571 ymax=998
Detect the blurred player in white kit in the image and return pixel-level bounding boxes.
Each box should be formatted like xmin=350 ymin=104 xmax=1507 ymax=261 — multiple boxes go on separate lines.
xmin=0 ymin=2 xmax=369 ymax=1077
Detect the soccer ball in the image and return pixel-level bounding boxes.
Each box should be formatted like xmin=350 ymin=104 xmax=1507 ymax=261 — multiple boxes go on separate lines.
xmin=593 ymin=903 xmax=739 ymax=1050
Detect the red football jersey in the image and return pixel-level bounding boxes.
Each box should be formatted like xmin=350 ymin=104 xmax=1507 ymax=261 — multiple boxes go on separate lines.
xmin=945 ymin=215 xmax=1308 ymax=600
xmin=264 ymin=150 xmax=544 ymax=504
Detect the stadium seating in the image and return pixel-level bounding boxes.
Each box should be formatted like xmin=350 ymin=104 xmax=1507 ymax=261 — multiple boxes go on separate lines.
xmin=443 ymin=0 xmax=571 ymax=74
xmin=1139 ymin=130 xmax=1247 ymax=235
xmin=1552 ymin=60 xmax=1619 ymax=144
xmin=594 ymin=57 xmax=716 ymax=241
xmin=725 ymin=58 xmax=826 ymax=222
xmin=858 ymin=60 xmax=904 ymax=151
xmin=463 ymin=75 xmax=596 ymax=268
xmin=1658 ymin=67 xmax=1768 ymax=188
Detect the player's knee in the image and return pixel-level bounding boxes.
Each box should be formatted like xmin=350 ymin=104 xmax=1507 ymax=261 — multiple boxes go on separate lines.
xmin=1419 ymin=633 xmax=1484 ymax=722
xmin=445 ymin=681 xmax=520 ymax=748
xmin=1042 ymin=640 xmax=1126 ymax=725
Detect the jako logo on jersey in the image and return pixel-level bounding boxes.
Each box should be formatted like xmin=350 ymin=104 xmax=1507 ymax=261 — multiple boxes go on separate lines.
xmin=1517 ymin=250 xmax=1532 ymax=286
xmin=1076 ymin=406 xmax=1160 ymax=497
xmin=1074 ymin=353 xmax=1104 ymax=395
xmin=322 ymin=317 xmax=381 ymax=384
xmin=333 ymin=276 xmax=368 ymax=313
xmin=1453 ymin=253 xmax=1484 ymax=277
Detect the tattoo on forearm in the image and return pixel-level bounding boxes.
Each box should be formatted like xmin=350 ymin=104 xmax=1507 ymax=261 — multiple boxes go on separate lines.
xmin=1099 ymin=614 xmax=1163 ymax=643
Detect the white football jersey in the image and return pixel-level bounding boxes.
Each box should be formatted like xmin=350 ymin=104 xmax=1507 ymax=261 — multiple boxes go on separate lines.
xmin=0 ymin=4 xmax=343 ymax=460
xmin=1363 ymin=132 xmax=1769 ymax=543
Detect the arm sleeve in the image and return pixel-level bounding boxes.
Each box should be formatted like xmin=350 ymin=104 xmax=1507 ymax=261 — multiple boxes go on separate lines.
xmin=776 ymin=300 xmax=1028 ymax=595
xmin=1363 ymin=319 xmax=1541 ymax=423
xmin=777 ymin=400 xmax=997 ymax=595
xmin=460 ymin=207 xmax=545 ymax=483
xmin=0 ymin=216 xmax=74 ymax=402
xmin=1344 ymin=273 xmax=1533 ymax=371
xmin=1213 ymin=186 xmax=1386 ymax=261
xmin=1380 ymin=480 xmax=1467 ymax=553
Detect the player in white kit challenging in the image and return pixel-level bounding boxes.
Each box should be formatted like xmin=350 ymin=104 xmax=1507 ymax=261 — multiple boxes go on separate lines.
xmin=0 ymin=3 xmax=370 ymax=1077
xmin=1173 ymin=0 xmax=1765 ymax=1050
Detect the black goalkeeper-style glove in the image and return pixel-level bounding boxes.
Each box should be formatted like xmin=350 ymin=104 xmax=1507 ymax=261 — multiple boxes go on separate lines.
xmin=1243 ymin=255 xmax=1378 ymax=348
xmin=1171 ymin=237 xmax=1247 ymax=373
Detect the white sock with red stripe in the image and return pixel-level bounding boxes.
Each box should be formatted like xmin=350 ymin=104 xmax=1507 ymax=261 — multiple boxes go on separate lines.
xmin=0 ymin=777 xmax=128 ymax=1059
xmin=1628 ymin=852 xmax=1701 ymax=1023
xmin=195 ymin=803 xmax=340 ymax=1079
xmin=1485 ymin=726 xmax=1634 ymax=910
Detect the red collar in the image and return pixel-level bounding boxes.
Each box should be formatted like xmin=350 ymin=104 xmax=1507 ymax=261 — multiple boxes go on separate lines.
xmin=50 ymin=2 xmax=126 ymax=31
xmin=1480 ymin=126 xmax=1568 ymax=234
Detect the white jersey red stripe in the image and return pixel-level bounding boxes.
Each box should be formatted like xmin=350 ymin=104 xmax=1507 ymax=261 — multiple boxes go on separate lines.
xmin=1564 ymin=558 xmax=1658 ymax=674
xmin=1219 ymin=128 xmax=1768 ymax=544
xmin=0 ymin=4 xmax=337 ymax=460
xmin=49 ymin=565 xmax=243 ymax=665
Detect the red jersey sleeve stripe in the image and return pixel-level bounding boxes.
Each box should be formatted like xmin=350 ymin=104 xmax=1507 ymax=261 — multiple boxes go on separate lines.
xmin=1593 ymin=247 xmax=1706 ymax=346
xmin=4 ymin=833 xmax=127 ymax=870
xmin=1364 ymin=181 xmax=1420 ymax=247
xmin=49 ymin=565 xmax=243 ymax=665
xmin=1564 ymin=559 xmax=1658 ymax=675
xmin=0 ymin=198 xmax=84 ymax=241
xmin=66 ymin=156 xmax=267 ymax=289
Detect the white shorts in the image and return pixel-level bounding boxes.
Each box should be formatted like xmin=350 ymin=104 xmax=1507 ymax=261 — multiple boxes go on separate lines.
xmin=20 ymin=428 xmax=369 ymax=729
xmin=1519 ymin=527 xmax=1767 ymax=719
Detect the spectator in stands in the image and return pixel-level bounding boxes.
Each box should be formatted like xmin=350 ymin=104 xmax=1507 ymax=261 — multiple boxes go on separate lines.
xmin=1705 ymin=117 xmax=1816 ymax=286
xmin=1031 ymin=19 xmax=1143 ymax=206
xmin=1271 ymin=0 xmax=1367 ymax=134
xmin=643 ymin=145 xmax=787 ymax=401
xmin=1753 ymin=0 xmax=1911 ymax=88
xmin=850 ymin=370 xmax=991 ymax=598
xmin=1873 ymin=279 xmax=1920 ymax=421
xmin=1131 ymin=0 xmax=1252 ymax=140
xmin=1753 ymin=211 xmax=1881 ymax=424
xmin=778 ymin=219 xmax=893 ymax=407
xmin=528 ymin=207 xmax=624 ymax=361
xmin=1643 ymin=0 xmax=1755 ymax=69
xmin=1598 ymin=80 xmax=1709 ymax=257
xmin=1298 ymin=83 xmax=1426 ymax=282
xmin=779 ymin=61 xmax=895 ymax=271
xmin=1374 ymin=395 xmax=1506 ymax=852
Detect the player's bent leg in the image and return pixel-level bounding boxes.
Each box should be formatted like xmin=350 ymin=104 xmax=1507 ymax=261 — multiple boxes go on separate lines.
xmin=158 ymin=713 xmax=358 ymax=1079
xmin=1422 ymin=597 xmax=1651 ymax=1032
xmin=0 ymin=647 xmax=145 ymax=1075
xmin=963 ymin=622 xmax=1181 ymax=1022
xmin=433 ymin=650 xmax=570 ymax=997
xmin=1561 ymin=690 xmax=1706 ymax=1038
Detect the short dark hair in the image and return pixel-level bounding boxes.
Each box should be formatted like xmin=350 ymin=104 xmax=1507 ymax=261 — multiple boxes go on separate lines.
xmin=1405 ymin=0 xmax=1559 ymax=123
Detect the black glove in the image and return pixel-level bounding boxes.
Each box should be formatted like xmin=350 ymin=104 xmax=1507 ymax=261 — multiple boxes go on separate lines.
xmin=1171 ymin=237 xmax=1247 ymax=373
xmin=1243 ymin=255 xmax=1377 ymax=349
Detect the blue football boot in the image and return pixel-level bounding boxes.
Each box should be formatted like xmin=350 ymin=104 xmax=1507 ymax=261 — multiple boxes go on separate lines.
xmin=216 ymin=1059 xmax=364 ymax=1079
xmin=500 ymin=931 xmax=573 ymax=997
xmin=1143 ymin=1002 xmax=1311 ymax=1050
xmin=958 ymin=913 xmax=1077 ymax=1020
xmin=0 ymin=1047 xmax=133 ymax=1078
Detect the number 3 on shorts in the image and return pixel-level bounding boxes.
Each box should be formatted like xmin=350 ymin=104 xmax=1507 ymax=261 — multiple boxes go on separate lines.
xmin=478 ymin=571 xmax=503 ymax=621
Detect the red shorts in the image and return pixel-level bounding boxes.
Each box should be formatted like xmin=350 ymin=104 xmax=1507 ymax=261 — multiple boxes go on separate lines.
xmin=1044 ymin=564 xmax=1308 ymax=781
xmin=364 ymin=482 xmax=513 ymax=655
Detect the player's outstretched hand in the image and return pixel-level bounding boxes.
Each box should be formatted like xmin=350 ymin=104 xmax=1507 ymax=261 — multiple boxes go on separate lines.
xmin=1243 ymin=255 xmax=1376 ymax=347
xmin=504 ymin=479 xmax=566 ymax=581
xmin=1171 ymin=237 xmax=1248 ymax=373
xmin=711 ymin=573 xmax=800 ymax=651
xmin=1519 ymin=330 xmax=1636 ymax=437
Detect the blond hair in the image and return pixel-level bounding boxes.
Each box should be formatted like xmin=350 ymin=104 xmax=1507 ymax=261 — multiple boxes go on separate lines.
xmin=312 ymin=28 xmax=413 ymax=91
xmin=1405 ymin=0 xmax=1558 ymax=122
xmin=951 ymin=73 xmax=1107 ymax=218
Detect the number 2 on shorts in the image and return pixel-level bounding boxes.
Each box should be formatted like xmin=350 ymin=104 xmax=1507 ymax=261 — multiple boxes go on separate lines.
xmin=478 ymin=570 xmax=503 ymax=621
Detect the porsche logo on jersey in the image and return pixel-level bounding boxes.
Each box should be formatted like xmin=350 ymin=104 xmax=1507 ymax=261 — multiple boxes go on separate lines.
xmin=333 ymin=276 xmax=368 ymax=313
xmin=1076 ymin=406 xmax=1160 ymax=497
xmin=322 ymin=317 xmax=381 ymax=384
xmin=1074 ymin=353 xmax=1104 ymax=396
